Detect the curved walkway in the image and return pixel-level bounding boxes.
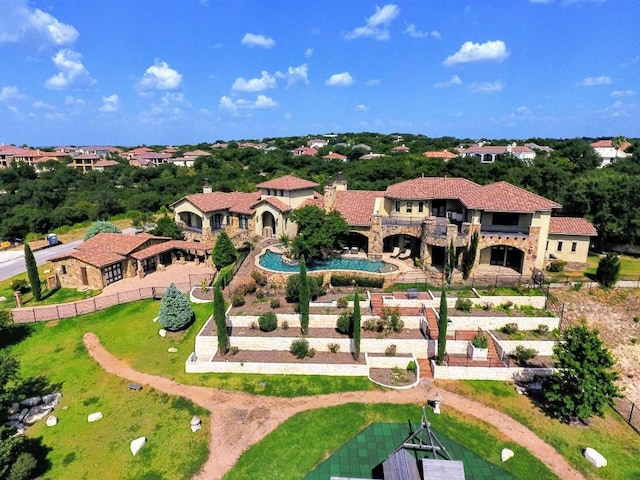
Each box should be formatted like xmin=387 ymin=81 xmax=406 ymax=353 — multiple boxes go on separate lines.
xmin=83 ymin=332 xmax=585 ymax=480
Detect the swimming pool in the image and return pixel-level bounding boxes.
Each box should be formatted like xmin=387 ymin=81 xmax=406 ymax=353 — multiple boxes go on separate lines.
xmin=258 ymin=250 xmax=397 ymax=273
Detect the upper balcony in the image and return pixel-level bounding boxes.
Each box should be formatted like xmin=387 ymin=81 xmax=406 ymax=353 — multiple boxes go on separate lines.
xmin=381 ymin=216 xmax=425 ymax=227
xmin=480 ymin=224 xmax=530 ymax=237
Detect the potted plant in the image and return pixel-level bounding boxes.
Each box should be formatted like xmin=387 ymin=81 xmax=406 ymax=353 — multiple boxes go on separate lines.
xmin=467 ymin=331 xmax=489 ymax=361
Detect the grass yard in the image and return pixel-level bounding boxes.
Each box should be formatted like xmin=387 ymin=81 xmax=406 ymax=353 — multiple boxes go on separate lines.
xmin=439 ymin=380 xmax=640 ymax=480
xmin=8 ymin=318 xmax=209 ymax=480
xmin=548 ymin=253 xmax=640 ymax=282
xmin=223 ymin=403 xmax=558 ymax=480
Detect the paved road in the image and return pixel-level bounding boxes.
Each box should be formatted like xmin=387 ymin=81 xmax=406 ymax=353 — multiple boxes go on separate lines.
xmin=0 ymin=228 xmax=138 ymax=282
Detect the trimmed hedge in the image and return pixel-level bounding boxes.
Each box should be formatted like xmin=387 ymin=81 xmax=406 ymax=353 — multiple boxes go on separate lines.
xmin=330 ymin=274 xmax=383 ymax=288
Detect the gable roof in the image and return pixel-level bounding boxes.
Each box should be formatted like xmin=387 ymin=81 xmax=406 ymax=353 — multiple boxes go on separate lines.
xmin=256 ymin=174 xmax=319 ymax=191
xmin=175 ymin=191 xmax=260 ymax=214
xmin=424 ymin=150 xmax=457 ymax=159
xmin=334 ymin=190 xmax=382 ymax=226
xmin=549 ymin=217 xmax=597 ymax=236
xmin=476 ymin=181 xmax=561 ymax=213
xmin=322 ymin=152 xmax=347 ymax=160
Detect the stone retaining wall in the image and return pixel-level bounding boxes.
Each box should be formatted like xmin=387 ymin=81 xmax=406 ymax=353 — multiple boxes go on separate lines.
xmin=448 ymin=316 xmax=559 ymax=332
xmin=227 ymin=314 xmax=424 ymax=330
xmin=431 ymin=361 xmax=554 ymax=381
xmin=493 ymin=339 xmax=556 ymax=357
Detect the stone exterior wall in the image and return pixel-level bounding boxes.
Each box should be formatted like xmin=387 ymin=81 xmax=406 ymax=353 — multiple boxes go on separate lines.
xmin=55 ymin=257 xmax=106 ymax=289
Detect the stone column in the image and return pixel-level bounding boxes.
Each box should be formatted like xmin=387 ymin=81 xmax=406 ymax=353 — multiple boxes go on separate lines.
xmin=14 ymin=291 xmax=22 ymax=308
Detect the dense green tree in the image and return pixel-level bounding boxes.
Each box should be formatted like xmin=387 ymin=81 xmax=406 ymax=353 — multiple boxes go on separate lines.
xmin=152 ymin=214 xmax=184 ymax=239
xmin=595 ymin=253 xmax=621 ymax=288
xmin=23 ymin=242 xmax=41 ymax=302
xmin=285 ymin=273 xmax=321 ymax=303
xmin=213 ymin=285 xmax=228 ymax=354
xmin=437 ymin=286 xmax=448 ymax=365
xmin=298 ymin=258 xmax=310 ymax=335
xmin=158 ymin=283 xmax=194 ymax=331
xmin=83 ymin=221 xmax=121 ymax=241
xmin=544 ymin=322 xmax=620 ymax=422
xmin=212 ymin=231 xmax=236 ymax=270
xmin=290 ymin=205 xmax=349 ymax=260
xmin=352 ymin=289 xmax=361 ymax=360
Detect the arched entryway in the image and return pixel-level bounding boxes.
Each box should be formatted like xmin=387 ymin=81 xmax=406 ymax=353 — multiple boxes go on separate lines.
xmin=342 ymin=232 xmax=369 ymax=253
xmin=261 ymin=211 xmax=276 ymax=237
xmin=383 ymin=234 xmax=420 ymax=256
xmin=479 ymin=245 xmax=524 ymax=272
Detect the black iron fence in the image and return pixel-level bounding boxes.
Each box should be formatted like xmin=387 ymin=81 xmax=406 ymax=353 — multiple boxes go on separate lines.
xmin=613 ymin=396 xmax=640 ymax=435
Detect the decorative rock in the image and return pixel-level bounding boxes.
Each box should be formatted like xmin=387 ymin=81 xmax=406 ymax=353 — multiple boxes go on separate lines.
xmin=20 ymin=396 xmax=42 ymax=407
xmin=130 ymin=436 xmax=147 ymax=456
xmin=5 ymin=420 xmax=20 ymax=429
xmin=46 ymin=415 xmax=58 ymax=427
xmin=501 ymin=448 xmax=515 ymax=462
xmin=0 ymin=296 xmax=7 ymax=302
xmin=87 ymin=412 xmax=103 ymax=423
xmin=190 ymin=415 xmax=202 ymax=432
xmin=9 ymin=402 xmax=20 ymax=414
xmin=168 ymin=347 xmax=178 ymax=353
xmin=23 ymin=406 xmax=53 ymax=425
xmin=152 ymin=316 xmax=159 ymax=323
xmin=158 ymin=329 xmax=167 ymax=337
xmin=42 ymin=392 xmax=62 ymax=405
xmin=18 ymin=408 xmax=29 ymax=422
xmin=584 ymin=447 xmax=607 ymax=468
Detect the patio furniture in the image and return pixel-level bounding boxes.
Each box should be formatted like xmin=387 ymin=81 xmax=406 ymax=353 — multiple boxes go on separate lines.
xmin=350 ymin=246 xmax=359 ymax=254
xmin=407 ymin=288 xmax=419 ymax=299
xmin=342 ymin=246 xmax=349 ymax=255
xmin=390 ymin=246 xmax=401 ymax=258
xmin=398 ymin=249 xmax=412 ymax=259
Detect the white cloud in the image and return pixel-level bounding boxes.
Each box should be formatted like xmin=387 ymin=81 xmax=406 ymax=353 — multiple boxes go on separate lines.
xmin=305 ymin=48 xmax=313 ymax=58
xmin=45 ymin=49 xmax=96 ymax=89
xmin=218 ymin=95 xmax=238 ymax=114
xmin=366 ymin=79 xmax=381 ymax=87
xmin=344 ymin=4 xmax=400 ymax=41
xmin=139 ymin=92 xmax=191 ymax=124
xmin=404 ymin=24 xmax=441 ymax=39
xmin=232 ymin=71 xmax=276 ymax=92
xmin=99 ymin=94 xmax=119 ymax=112
xmin=0 ymin=86 xmax=23 ymax=102
xmin=137 ymin=61 xmax=183 ymax=92
xmin=276 ymin=64 xmax=309 ymax=87
xmin=355 ymin=104 xmax=368 ymax=111
xmin=434 ymin=75 xmax=462 ymax=88
xmin=0 ymin=0 xmax=79 ymax=49
xmin=516 ymin=106 xmax=532 ymax=115
xmin=254 ymin=94 xmax=278 ymax=109
xmin=218 ymin=94 xmax=278 ymax=115
xmin=468 ymin=81 xmax=504 ymax=93
xmin=443 ymin=40 xmax=508 ymax=66
xmin=64 ymin=95 xmax=84 ymax=105
xmin=241 ymin=33 xmax=275 ymax=48
xmin=610 ymin=89 xmax=634 ymax=97
xmin=326 ymin=72 xmax=354 ymax=86
xmin=32 ymin=100 xmax=55 ymax=110
xmin=577 ymin=76 xmax=611 ymax=86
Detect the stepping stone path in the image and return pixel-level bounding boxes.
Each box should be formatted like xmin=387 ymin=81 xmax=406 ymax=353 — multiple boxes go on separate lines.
xmin=87 ymin=412 xmax=103 ymax=423
xmin=130 ymin=436 xmax=147 ymax=456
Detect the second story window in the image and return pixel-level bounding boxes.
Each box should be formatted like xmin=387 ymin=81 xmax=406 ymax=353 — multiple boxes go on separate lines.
xmin=557 ymin=241 xmax=563 ymax=252
xmin=571 ymin=242 xmax=577 ymax=252
xmin=406 ymin=202 xmax=413 ymax=213
xmin=492 ymin=213 xmax=519 ymax=226
xmin=418 ymin=202 xmax=424 ymax=213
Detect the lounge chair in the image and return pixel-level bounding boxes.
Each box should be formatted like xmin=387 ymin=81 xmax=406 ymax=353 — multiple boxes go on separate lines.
xmin=390 ymin=246 xmax=401 ymax=258
xmin=351 ymin=246 xmax=359 ymax=254
xmin=398 ymin=249 xmax=412 ymax=260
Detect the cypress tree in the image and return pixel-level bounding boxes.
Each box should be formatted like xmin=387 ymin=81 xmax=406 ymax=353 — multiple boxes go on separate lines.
xmin=437 ymin=286 xmax=448 ymax=365
xmin=214 ymin=285 xmax=228 ymax=354
xmin=352 ymin=288 xmax=361 ymax=360
xmin=298 ymin=257 xmax=310 ymax=334
xmin=24 ymin=242 xmax=41 ymax=301
xmin=212 ymin=231 xmax=236 ymax=270
xmin=462 ymin=230 xmax=479 ymax=280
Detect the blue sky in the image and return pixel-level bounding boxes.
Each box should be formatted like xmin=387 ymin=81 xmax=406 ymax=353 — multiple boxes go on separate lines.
xmin=0 ymin=0 xmax=638 ymax=146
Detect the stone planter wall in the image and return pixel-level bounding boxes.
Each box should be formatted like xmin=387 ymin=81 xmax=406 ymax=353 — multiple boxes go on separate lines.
xmin=431 ymin=361 xmax=555 ymax=381
xmin=448 ymin=316 xmax=559 ymax=332
xmin=494 ymin=339 xmax=556 ymax=357
xmin=467 ymin=343 xmax=488 ymax=361
xmin=226 ymin=314 xmax=424 ymax=330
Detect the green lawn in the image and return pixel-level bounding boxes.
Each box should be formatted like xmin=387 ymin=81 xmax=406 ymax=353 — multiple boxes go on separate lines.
xmin=8 ymin=316 xmax=209 ymax=480
xmin=223 ymin=403 xmax=558 ymax=480
xmin=439 ymin=380 xmax=640 ymax=480
xmin=547 ymin=253 xmax=640 ymax=282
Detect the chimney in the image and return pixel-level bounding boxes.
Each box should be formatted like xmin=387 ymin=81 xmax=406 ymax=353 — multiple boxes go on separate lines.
xmin=203 ymin=178 xmax=212 ymax=194
xmin=335 ymin=171 xmax=347 ymax=191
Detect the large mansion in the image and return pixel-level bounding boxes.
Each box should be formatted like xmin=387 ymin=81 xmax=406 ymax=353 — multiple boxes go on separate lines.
xmin=172 ymin=174 xmax=596 ymax=275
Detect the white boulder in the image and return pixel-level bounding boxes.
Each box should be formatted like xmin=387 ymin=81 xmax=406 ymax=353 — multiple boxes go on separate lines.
xmin=20 ymin=396 xmax=42 ymax=407
xmin=23 ymin=406 xmax=53 ymax=425
xmin=158 ymin=329 xmax=167 ymax=337
xmin=584 ymin=447 xmax=607 ymax=468
xmin=46 ymin=415 xmax=58 ymax=427
xmin=501 ymin=448 xmax=515 ymax=462
xmin=152 ymin=316 xmax=159 ymax=323
xmin=168 ymin=347 xmax=178 ymax=353
xmin=42 ymin=392 xmax=62 ymax=405
xmin=190 ymin=415 xmax=202 ymax=432
xmin=87 ymin=412 xmax=103 ymax=423
xmin=130 ymin=436 xmax=147 ymax=456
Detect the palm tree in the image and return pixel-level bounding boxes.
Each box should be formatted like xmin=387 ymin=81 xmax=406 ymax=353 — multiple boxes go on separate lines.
xmin=612 ymin=136 xmax=626 ymax=163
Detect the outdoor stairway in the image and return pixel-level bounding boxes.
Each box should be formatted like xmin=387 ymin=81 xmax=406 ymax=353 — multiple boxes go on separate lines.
xmin=448 ymin=329 xmax=504 ymax=368
xmin=417 ymin=358 xmax=433 ymax=379
xmin=424 ymin=307 xmax=439 ymax=340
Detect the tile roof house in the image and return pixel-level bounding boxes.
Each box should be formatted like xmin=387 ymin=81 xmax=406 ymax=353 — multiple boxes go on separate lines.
xmin=130 ymin=152 xmax=173 ymax=168
xmin=461 ymin=144 xmax=536 ymax=163
xmin=69 ymin=153 xmax=101 ymax=172
xmin=291 ymin=146 xmax=318 ymax=157
xmin=322 ymin=152 xmax=348 ymax=162
xmin=424 ymin=150 xmax=457 ymax=160
xmin=546 ymin=217 xmax=598 ymax=263
xmin=591 ymin=139 xmax=631 ymax=168
xmin=171 ymin=172 xmax=596 ymax=276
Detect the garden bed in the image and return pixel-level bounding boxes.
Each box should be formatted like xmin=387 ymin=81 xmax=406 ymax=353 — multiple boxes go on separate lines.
xmin=225 ymin=326 xmax=425 ymax=340
xmin=212 ymin=349 xmax=365 ymax=365
xmin=369 ymin=367 xmax=417 ymax=387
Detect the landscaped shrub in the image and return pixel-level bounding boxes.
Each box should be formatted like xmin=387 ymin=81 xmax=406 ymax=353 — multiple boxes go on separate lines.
xmin=596 ymin=253 xmax=621 ymax=288
xmin=10 ymin=279 xmax=29 ymax=293
xmin=83 ymin=220 xmax=121 ymax=240
xmin=385 ymin=344 xmax=397 ymax=357
xmin=328 ymin=342 xmax=340 ymax=353
xmin=337 ymin=296 xmax=349 ymax=308
xmin=501 ymin=323 xmax=519 ymax=335
xmin=251 ymin=270 xmax=268 ymax=286
xmin=270 ymin=298 xmax=280 ymax=309
xmin=158 ymin=283 xmax=194 ymax=331
xmin=407 ymin=360 xmax=417 ymax=374
xmin=514 ymin=345 xmax=538 ymax=365
xmin=330 ymin=274 xmax=384 ymax=288
xmin=231 ymin=292 xmax=245 ymax=307
xmin=258 ymin=312 xmax=278 ymax=332
xmin=471 ymin=332 xmax=488 ymax=349
xmin=242 ymin=280 xmax=257 ymax=294
xmin=362 ymin=318 xmax=381 ymax=332
xmin=229 ymin=346 xmax=239 ymax=355
xmin=497 ymin=301 xmax=514 ymax=312
xmin=307 ymin=347 xmax=316 ymax=358
xmin=336 ymin=311 xmax=352 ymax=335
xmin=454 ymin=298 xmax=473 ymax=312
xmin=255 ymin=288 xmax=265 ymax=299
xmin=481 ymin=302 xmax=493 ymax=311
xmin=535 ymin=324 xmax=549 ymax=335
xmin=384 ymin=307 xmax=404 ymax=334
xmin=285 ymin=274 xmax=322 ymax=302
xmin=547 ymin=260 xmax=567 ymax=272
xmin=212 ymin=230 xmax=237 ymax=270
xmin=290 ymin=338 xmax=310 ymax=359
xmin=281 ymin=320 xmax=289 ymax=330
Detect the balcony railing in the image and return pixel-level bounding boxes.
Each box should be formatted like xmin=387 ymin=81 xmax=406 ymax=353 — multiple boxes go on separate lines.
xmin=184 ymin=225 xmax=202 ymax=234
xmin=480 ymin=225 xmax=529 ymax=235
xmin=381 ymin=216 xmax=425 ymax=226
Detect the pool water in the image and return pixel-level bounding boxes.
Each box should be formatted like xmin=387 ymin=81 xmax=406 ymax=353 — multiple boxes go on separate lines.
xmin=259 ymin=250 xmax=396 ymax=273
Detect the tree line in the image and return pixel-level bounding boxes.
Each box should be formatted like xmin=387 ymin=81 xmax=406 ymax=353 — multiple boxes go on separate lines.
xmin=0 ymin=135 xmax=638 ymax=247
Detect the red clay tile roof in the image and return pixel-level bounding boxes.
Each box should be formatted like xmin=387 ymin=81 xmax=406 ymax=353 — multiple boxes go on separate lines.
xmin=73 ymin=153 xmax=100 ymax=160
xmin=259 ymin=197 xmax=292 ymax=212
xmin=177 ymin=192 xmax=261 ymax=214
xmin=130 ymin=240 xmax=213 ymax=260
xmin=94 ymin=159 xmax=119 ymax=167
xmin=424 ymin=150 xmax=457 ymax=159
xmin=385 ymin=177 xmax=561 ymax=213
xmin=591 ymin=139 xmax=631 ymax=151
xmin=256 ymin=174 xmax=319 ymax=191
xmin=549 ymin=217 xmax=597 ymax=236
xmin=322 ymin=152 xmax=347 ymax=160
xmin=297 ymin=191 xmax=325 ymax=209
xmin=334 ymin=190 xmax=383 ymax=226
